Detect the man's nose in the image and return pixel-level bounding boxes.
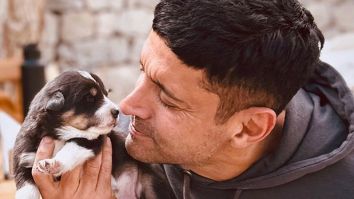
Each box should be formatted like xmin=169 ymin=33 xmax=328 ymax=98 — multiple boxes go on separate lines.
xmin=119 ymin=84 xmax=151 ymax=120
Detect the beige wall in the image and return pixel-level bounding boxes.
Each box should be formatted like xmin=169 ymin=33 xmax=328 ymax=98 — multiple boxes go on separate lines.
xmin=299 ymin=0 xmax=354 ymax=38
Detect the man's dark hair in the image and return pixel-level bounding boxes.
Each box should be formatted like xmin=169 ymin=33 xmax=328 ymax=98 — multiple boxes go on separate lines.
xmin=152 ymin=0 xmax=324 ymax=123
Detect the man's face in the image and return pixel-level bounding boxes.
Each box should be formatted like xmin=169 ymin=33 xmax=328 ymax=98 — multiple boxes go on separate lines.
xmin=119 ymin=31 xmax=235 ymax=167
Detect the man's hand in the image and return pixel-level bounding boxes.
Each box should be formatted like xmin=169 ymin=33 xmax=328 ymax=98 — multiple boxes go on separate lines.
xmin=32 ymin=137 xmax=115 ymax=199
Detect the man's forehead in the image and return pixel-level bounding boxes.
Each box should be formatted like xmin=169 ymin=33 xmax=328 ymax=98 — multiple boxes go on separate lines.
xmin=141 ymin=31 xmax=181 ymax=67
xmin=143 ymin=31 xmax=212 ymax=87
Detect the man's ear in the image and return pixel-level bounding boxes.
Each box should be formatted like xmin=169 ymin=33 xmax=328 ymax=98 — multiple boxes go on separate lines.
xmin=45 ymin=91 xmax=65 ymax=111
xmin=230 ymin=107 xmax=276 ymax=148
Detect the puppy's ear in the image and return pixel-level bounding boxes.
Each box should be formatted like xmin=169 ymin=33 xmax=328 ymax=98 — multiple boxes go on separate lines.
xmin=46 ymin=91 xmax=65 ymax=111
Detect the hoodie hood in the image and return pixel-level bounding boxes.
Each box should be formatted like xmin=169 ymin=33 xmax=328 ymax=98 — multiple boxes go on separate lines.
xmin=162 ymin=61 xmax=354 ymax=198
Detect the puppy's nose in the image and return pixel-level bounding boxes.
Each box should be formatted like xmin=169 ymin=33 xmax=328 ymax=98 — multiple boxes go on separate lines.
xmin=111 ymin=109 xmax=119 ymax=119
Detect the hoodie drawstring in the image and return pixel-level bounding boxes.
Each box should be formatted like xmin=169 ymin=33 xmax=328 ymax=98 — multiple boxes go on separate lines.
xmin=233 ymin=189 xmax=243 ymax=199
xmin=183 ymin=170 xmax=192 ymax=199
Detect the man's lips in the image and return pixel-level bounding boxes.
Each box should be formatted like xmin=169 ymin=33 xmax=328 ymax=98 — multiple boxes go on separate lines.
xmin=129 ymin=123 xmax=148 ymax=138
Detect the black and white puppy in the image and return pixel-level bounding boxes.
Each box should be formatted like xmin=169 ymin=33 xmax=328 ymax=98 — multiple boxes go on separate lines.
xmin=14 ymin=71 xmax=173 ymax=199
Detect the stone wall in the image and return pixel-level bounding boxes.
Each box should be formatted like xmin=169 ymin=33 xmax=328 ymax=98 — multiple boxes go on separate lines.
xmin=0 ymin=0 xmax=45 ymax=57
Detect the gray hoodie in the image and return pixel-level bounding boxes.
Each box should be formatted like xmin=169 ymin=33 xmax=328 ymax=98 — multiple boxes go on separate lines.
xmin=160 ymin=61 xmax=354 ymax=199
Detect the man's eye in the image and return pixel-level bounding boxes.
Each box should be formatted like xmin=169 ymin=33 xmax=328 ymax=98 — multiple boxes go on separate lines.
xmin=158 ymin=95 xmax=177 ymax=109
xmin=161 ymin=100 xmax=175 ymax=109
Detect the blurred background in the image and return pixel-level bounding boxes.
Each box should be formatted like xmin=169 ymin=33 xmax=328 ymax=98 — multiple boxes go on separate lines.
xmin=0 ymin=0 xmax=353 ymax=197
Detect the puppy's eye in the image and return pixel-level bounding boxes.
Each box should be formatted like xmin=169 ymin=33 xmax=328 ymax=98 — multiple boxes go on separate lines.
xmin=90 ymin=88 xmax=97 ymax=96
xmin=86 ymin=95 xmax=95 ymax=103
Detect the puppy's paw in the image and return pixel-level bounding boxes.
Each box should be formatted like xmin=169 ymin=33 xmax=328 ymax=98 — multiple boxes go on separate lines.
xmin=37 ymin=159 xmax=63 ymax=175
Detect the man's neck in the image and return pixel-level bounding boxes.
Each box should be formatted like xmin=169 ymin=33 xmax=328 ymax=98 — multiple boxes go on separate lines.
xmin=184 ymin=111 xmax=285 ymax=181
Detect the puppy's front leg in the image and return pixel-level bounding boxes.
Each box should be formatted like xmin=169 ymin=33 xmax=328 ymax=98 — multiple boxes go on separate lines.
xmin=37 ymin=142 xmax=95 ymax=176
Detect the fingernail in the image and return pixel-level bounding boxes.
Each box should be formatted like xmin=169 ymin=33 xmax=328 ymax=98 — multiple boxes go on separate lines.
xmin=41 ymin=137 xmax=53 ymax=145
xmin=106 ymin=137 xmax=111 ymax=146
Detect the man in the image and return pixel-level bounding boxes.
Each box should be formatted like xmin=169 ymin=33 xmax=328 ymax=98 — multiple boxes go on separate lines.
xmin=32 ymin=0 xmax=354 ymax=198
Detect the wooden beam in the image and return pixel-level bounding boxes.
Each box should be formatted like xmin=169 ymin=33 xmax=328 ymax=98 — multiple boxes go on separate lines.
xmin=0 ymin=56 xmax=22 ymax=80
xmin=0 ymin=54 xmax=23 ymax=122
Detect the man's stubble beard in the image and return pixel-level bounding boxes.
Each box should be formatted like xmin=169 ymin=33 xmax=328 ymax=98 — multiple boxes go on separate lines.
xmin=126 ymin=117 xmax=225 ymax=166
xmin=125 ymin=118 xmax=172 ymax=163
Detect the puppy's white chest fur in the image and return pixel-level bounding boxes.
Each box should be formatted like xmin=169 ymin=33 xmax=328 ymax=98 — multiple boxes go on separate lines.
xmin=53 ymin=139 xmax=65 ymax=155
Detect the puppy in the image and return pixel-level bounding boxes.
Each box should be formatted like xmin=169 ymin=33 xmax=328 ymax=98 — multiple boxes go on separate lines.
xmin=13 ymin=71 xmax=173 ymax=199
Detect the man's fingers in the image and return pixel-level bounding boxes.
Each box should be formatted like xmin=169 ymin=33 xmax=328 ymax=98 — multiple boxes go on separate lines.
xmin=32 ymin=137 xmax=56 ymax=194
xmin=97 ymin=137 xmax=112 ymax=191
xmin=80 ymin=146 xmax=103 ymax=190
xmin=60 ymin=164 xmax=83 ymax=193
